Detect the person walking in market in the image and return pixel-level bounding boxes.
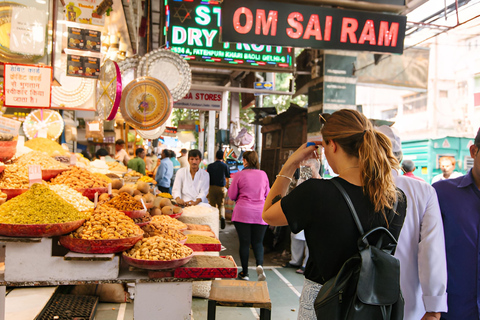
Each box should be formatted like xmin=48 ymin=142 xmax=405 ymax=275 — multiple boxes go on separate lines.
xmin=432 ymin=128 xmax=480 ymax=319
xmin=155 ymin=149 xmax=174 ymax=194
xmin=207 ymin=149 xmax=231 ymax=230
xmin=378 ymin=125 xmax=447 ymax=320
xmin=431 ymin=156 xmax=463 ymax=183
xmin=127 ymin=148 xmax=146 ymax=175
xmin=228 ymin=150 xmax=270 ymax=282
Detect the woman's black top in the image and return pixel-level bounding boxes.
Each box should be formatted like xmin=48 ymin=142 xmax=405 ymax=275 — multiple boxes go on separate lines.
xmin=281 ymin=177 xmax=407 ymax=285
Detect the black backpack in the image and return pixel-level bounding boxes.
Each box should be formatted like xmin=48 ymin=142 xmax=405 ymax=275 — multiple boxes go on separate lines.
xmin=314 ymin=179 xmax=404 ymax=320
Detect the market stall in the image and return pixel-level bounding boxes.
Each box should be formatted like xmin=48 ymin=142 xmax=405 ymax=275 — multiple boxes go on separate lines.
xmin=0 ymin=137 xmax=234 ymax=320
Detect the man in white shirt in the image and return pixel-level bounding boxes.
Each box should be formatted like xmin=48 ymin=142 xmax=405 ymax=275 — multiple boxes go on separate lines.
xmin=431 ymin=156 xmax=463 ymax=183
xmin=172 ymin=149 xmax=209 ymax=206
xmin=114 ymin=139 xmax=130 ymax=166
xmin=377 ymin=125 xmax=448 ymax=320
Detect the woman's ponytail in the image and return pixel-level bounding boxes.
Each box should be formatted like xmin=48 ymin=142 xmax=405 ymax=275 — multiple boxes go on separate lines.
xmin=321 ymin=109 xmax=399 ymax=224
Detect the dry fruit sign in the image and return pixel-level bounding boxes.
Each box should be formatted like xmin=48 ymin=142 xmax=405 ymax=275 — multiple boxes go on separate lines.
xmin=4 ymin=64 xmax=52 ymax=108
xmin=222 ymin=0 xmax=407 ymax=54
xmin=166 ymin=0 xmax=293 ymax=71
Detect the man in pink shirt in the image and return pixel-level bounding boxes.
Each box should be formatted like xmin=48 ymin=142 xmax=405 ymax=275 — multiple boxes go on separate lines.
xmin=402 ymin=160 xmax=425 ymax=182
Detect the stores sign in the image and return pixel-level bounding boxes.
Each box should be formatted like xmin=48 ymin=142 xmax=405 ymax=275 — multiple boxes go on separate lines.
xmin=174 ymin=91 xmax=223 ymax=111
xmin=222 ymin=0 xmax=407 ymax=54
xmin=4 ymin=64 xmax=52 ymax=108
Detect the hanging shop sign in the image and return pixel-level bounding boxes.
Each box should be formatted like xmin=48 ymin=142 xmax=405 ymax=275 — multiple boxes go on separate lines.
xmin=4 ymin=63 xmax=52 ymax=108
xmin=221 ymin=0 xmax=407 ymax=54
xmin=166 ymin=0 xmax=293 ymax=71
xmin=174 ymin=91 xmax=223 ymax=111
xmin=10 ymin=6 xmax=47 ymax=56
xmin=65 ymin=0 xmax=106 ymax=26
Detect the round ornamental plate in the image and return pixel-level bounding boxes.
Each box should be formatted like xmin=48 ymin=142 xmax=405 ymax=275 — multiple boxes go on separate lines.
xmin=117 ymin=57 xmax=139 ymax=90
xmin=96 ymin=59 xmax=122 ymax=121
xmin=137 ymin=123 xmax=167 ymax=140
xmin=52 ymin=56 xmax=95 ymax=109
xmin=23 ymin=109 xmax=64 ymax=140
xmin=120 ymin=77 xmax=173 ymax=130
xmin=138 ymin=49 xmax=191 ymax=101
xmin=0 ymin=2 xmax=42 ymax=64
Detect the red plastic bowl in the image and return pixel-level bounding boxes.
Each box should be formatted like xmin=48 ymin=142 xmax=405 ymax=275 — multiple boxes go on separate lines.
xmin=59 ymin=233 xmax=143 ymax=254
xmin=76 ymin=187 xmax=108 ymax=200
xmin=42 ymin=168 xmax=69 ymax=181
xmin=122 ymin=252 xmax=193 ymax=270
xmin=0 ymin=165 xmax=5 ymax=174
xmin=0 ymin=219 xmax=85 ymax=237
xmin=1 ymin=188 xmax=28 ymax=200
xmin=167 ymin=212 xmax=182 ymax=219
xmin=122 ymin=209 xmax=147 ymax=219
xmin=0 ymin=141 xmax=17 ymax=162
xmin=136 ymin=221 xmax=150 ymax=227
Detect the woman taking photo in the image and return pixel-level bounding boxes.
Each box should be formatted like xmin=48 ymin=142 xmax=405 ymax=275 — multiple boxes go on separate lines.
xmin=263 ymin=109 xmax=407 ymax=319
xmin=228 ymin=150 xmax=270 ymax=281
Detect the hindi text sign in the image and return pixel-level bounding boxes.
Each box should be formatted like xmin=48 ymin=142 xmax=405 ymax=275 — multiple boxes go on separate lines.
xmin=4 ymin=64 xmax=52 ymax=108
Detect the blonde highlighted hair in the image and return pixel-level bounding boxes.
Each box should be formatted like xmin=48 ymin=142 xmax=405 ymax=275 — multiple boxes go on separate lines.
xmin=321 ymin=109 xmax=399 ymax=222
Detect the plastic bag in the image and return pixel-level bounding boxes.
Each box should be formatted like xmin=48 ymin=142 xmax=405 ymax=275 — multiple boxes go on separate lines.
xmin=85 ymin=120 xmax=104 ymax=140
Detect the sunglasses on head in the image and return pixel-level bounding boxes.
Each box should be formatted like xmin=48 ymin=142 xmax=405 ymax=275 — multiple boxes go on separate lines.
xmin=319 ymin=113 xmax=331 ymax=129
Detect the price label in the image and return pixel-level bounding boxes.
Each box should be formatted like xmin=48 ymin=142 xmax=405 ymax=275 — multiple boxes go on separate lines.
xmin=94 ymin=192 xmax=98 ymax=208
xmin=108 ymin=183 xmax=112 ymax=195
xmin=28 ymin=165 xmax=42 ymax=186
xmin=70 ymin=155 xmax=77 ymax=165
xmin=37 ymin=127 xmax=48 ymax=138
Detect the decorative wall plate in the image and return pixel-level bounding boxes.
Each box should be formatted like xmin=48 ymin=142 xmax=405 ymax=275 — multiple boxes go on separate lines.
xmin=137 ymin=123 xmax=167 ymax=139
xmin=0 ymin=2 xmax=42 ymax=63
xmin=96 ymin=59 xmax=122 ymax=121
xmin=120 ymin=77 xmax=173 ymax=130
xmin=52 ymin=57 xmax=95 ymax=110
xmin=117 ymin=57 xmax=139 ymax=90
xmin=138 ymin=49 xmax=191 ymax=101
xmin=23 ymin=109 xmax=64 ymax=140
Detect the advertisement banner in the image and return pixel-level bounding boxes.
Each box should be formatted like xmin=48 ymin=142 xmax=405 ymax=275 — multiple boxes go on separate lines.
xmin=174 ymin=91 xmax=223 ymax=111
xmin=65 ymin=0 xmax=106 ymax=26
xmin=4 ymin=63 xmax=52 ymax=108
xmin=222 ymin=0 xmax=406 ymax=54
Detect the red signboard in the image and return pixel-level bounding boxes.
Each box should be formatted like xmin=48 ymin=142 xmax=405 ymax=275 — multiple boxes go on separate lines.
xmin=221 ymin=0 xmax=407 ymax=54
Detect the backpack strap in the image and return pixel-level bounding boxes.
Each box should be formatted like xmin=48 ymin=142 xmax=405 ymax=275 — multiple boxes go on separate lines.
xmin=330 ymin=179 xmax=368 ymax=246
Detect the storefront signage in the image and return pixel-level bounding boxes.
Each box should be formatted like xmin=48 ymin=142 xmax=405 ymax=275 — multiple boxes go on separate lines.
xmin=174 ymin=91 xmax=223 ymax=111
xmin=222 ymin=0 xmax=407 ymax=54
xmin=4 ymin=64 xmax=52 ymax=108
xmin=166 ymin=0 xmax=293 ymax=71
xmin=10 ymin=7 xmax=47 ymax=56
xmin=66 ymin=0 xmax=106 ymax=26
xmin=324 ymin=82 xmax=356 ymax=105
xmin=324 ymin=54 xmax=356 ymax=78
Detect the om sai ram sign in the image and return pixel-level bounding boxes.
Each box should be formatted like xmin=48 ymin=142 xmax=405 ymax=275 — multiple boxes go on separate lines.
xmin=221 ymin=0 xmax=406 ymax=54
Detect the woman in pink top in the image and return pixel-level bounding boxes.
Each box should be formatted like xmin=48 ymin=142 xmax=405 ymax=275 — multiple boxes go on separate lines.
xmin=228 ymin=151 xmax=270 ymax=281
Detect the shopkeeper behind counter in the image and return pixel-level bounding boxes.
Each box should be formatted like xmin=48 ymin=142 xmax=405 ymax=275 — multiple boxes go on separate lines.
xmin=172 ymin=149 xmax=209 ymax=206
xmin=127 ymin=148 xmax=146 ymax=175
xmin=115 ymin=139 xmax=130 ymax=166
